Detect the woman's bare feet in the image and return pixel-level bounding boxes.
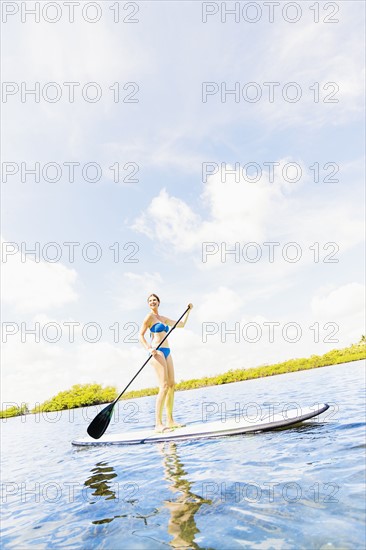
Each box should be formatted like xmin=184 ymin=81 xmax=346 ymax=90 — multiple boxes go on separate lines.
xmin=166 ymin=422 xmax=185 ymax=430
xmin=154 ymin=424 xmax=170 ymax=433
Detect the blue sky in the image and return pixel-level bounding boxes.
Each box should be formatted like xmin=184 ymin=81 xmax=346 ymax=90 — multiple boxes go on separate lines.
xmin=1 ymin=1 xmax=365 ymax=406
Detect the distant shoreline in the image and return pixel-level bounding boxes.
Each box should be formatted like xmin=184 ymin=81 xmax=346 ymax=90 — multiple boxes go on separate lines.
xmin=1 ymin=342 xmax=365 ymax=418
xmin=123 ymin=344 xmax=365 ymax=399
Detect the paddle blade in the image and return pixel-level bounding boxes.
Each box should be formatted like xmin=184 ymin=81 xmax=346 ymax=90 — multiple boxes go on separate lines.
xmin=87 ymin=402 xmax=115 ymax=439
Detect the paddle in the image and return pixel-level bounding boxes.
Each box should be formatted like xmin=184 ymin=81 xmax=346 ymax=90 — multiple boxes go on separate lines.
xmin=87 ymin=305 xmax=191 ymax=439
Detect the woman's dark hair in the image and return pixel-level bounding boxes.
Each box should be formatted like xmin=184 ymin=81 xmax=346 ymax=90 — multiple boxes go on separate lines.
xmin=147 ymin=293 xmax=160 ymax=304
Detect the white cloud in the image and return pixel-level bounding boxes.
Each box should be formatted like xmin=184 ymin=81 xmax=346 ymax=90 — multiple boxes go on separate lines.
xmin=311 ymin=283 xmax=365 ymax=345
xmin=311 ymin=283 xmax=365 ymax=319
xmin=250 ymin=13 xmax=365 ymax=130
xmin=1 ymin=241 xmax=78 ymax=313
xmin=132 ymin=189 xmax=201 ymax=252
xmin=3 ymin=2 xmax=363 ymax=171
xmin=2 ymin=12 xmax=152 ymax=160
xmin=132 ymin=164 xmax=363 ymax=264
xmin=195 ymin=286 xmax=246 ymax=321
xmin=111 ymin=271 xmax=164 ymax=312
xmin=132 ymin=168 xmax=279 ymax=255
xmin=102 ymin=134 xmax=206 ymax=177
xmin=1 ymin=337 xmax=149 ymax=406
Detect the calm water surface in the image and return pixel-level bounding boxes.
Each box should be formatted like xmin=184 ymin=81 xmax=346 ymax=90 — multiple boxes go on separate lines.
xmin=1 ymin=361 xmax=365 ymax=549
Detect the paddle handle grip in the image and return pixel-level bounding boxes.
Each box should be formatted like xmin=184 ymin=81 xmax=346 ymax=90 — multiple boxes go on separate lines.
xmin=113 ymin=305 xmax=191 ymax=404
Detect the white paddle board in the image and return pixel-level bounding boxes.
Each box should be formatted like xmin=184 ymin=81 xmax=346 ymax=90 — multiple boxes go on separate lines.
xmin=72 ymin=403 xmax=329 ymax=446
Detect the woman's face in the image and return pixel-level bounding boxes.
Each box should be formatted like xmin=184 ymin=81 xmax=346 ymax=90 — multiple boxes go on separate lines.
xmin=148 ymin=295 xmax=159 ymax=308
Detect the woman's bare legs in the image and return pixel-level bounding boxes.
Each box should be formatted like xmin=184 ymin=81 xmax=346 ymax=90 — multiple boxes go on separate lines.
xmin=165 ymin=354 xmax=184 ymax=429
xmin=152 ymin=352 xmax=183 ymax=431
xmin=152 ymin=353 xmax=169 ymax=431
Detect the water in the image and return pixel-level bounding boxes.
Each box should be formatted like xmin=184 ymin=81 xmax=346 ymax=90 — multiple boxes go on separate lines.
xmin=1 ymin=361 xmax=365 ymax=549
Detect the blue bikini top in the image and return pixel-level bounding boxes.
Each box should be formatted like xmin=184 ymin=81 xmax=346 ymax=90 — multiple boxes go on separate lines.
xmin=150 ymin=322 xmax=169 ymax=333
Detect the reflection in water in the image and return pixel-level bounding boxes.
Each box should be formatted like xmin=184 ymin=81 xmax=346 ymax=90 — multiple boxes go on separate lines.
xmin=84 ymin=462 xmax=118 ymax=501
xmin=83 ymin=448 xmax=213 ymax=546
xmin=84 ymin=461 xmax=158 ymax=526
xmin=158 ymin=442 xmax=212 ymax=549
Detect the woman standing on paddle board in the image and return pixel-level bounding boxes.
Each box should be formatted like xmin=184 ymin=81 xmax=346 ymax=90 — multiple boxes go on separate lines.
xmin=139 ymin=294 xmax=193 ymax=432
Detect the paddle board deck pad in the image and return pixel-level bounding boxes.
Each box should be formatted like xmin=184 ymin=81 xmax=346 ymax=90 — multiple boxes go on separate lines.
xmin=72 ymin=403 xmax=329 ymax=446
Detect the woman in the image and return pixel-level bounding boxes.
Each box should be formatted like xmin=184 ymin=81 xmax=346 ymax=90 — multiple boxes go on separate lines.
xmin=139 ymin=294 xmax=193 ymax=432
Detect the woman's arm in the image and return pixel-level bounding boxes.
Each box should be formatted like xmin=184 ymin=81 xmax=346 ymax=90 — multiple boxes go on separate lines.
xmin=163 ymin=304 xmax=193 ymax=328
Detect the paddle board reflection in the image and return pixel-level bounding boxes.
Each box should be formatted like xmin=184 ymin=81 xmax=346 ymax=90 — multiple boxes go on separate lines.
xmin=158 ymin=442 xmax=212 ymax=549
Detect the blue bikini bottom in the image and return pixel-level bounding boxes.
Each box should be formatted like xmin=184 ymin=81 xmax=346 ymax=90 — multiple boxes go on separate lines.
xmin=157 ymin=347 xmax=171 ymax=359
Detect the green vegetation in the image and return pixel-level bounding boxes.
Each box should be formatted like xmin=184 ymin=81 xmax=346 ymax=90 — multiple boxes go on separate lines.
xmin=31 ymin=384 xmax=117 ymax=414
xmin=0 ymin=403 xmax=29 ymax=419
xmin=124 ymin=338 xmax=366 ymax=398
xmin=2 ymin=339 xmax=365 ymax=417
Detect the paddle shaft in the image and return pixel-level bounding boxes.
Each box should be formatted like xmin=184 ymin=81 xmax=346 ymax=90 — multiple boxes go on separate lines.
xmin=111 ymin=305 xmax=191 ymax=405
